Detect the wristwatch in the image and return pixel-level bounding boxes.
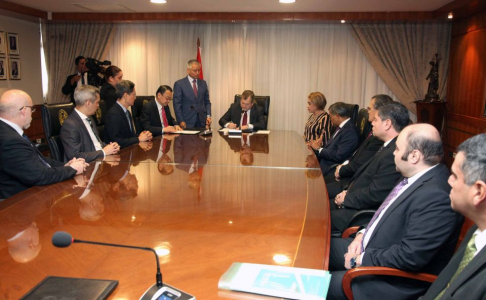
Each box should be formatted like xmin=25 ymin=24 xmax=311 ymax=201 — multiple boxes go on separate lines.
xmin=350 ymin=256 xmax=358 ymax=268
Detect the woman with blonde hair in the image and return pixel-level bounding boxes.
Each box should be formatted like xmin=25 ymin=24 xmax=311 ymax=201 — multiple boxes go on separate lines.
xmin=303 ymin=92 xmax=332 ymax=146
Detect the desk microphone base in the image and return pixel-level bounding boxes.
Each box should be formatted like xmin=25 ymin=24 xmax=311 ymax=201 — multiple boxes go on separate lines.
xmin=140 ymin=283 xmax=195 ymax=300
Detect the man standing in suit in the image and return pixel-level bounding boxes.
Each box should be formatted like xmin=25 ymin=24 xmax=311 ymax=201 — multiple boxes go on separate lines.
xmin=173 ymin=59 xmax=212 ymax=129
xmin=219 ymin=90 xmax=266 ymax=131
xmin=327 ymin=123 xmax=463 ymax=300
xmin=60 ymin=85 xmax=120 ymax=163
xmin=329 ymin=102 xmax=409 ymax=233
xmin=62 ymin=56 xmax=102 ymax=104
xmin=310 ymin=102 xmax=359 ymax=174
xmin=325 ymin=94 xmax=394 ymax=185
xmin=420 ymin=133 xmax=486 ymax=300
xmin=104 ymin=80 xmax=152 ymax=148
xmin=0 ymin=90 xmax=87 ymax=199
xmin=140 ymin=85 xmax=182 ymax=136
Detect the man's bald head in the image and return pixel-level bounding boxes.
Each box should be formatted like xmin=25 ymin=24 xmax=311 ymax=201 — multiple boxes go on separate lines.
xmin=401 ymin=123 xmax=443 ymax=165
xmin=0 ymin=90 xmax=34 ymax=129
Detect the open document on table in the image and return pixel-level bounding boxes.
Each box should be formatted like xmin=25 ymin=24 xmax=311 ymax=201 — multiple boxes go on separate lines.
xmin=218 ymin=262 xmax=331 ymax=300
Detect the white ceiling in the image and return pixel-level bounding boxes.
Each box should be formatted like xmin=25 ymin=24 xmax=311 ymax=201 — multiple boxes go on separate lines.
xmin=7 ymin=0 xmax=454 ymax=13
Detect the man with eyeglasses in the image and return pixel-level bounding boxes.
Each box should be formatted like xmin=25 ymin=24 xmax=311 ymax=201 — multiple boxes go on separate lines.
xmin=140 ymin=85 xmax=182 ymax=136
xmin=0 ymin=89 xmax=88 ymax=199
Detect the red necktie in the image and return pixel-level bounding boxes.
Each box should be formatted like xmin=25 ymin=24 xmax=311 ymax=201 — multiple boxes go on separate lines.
xmin=242 ymin=111 xmax=248 ymax=126
xmin=192 ymin=80 xmax=198 ymax=97
xmin=161 ymin=107 xmax=169 ymax=127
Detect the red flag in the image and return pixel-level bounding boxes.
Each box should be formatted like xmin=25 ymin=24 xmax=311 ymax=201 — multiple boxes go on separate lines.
xmin=196 ymin=38 xmax=204 ymax=80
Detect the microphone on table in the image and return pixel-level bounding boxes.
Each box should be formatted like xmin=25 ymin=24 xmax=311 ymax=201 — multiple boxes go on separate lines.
xmin=190 ymin=105 xmax=212 ymax=136
xmin=52 ymin=231 xmax=195 ymax=300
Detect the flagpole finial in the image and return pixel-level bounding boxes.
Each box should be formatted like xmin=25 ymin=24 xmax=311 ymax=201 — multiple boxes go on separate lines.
xmin=197 ymin=38 xmax=200 ymax=47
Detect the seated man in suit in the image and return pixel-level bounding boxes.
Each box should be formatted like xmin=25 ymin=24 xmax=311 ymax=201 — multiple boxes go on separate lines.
xmin=104 ymin=80 xmax=153 ymax=148
xmin=420 ymin=133 xmax=486 ymax=300
xmin=327 ymin=123 xmax=464 ymax=300
xmin=219 ymin=90 xmax=266 ymax=131
xmin=61 ymin=85 xmax=120 ymax=163
xmin=140 ymin=85 xmax=182 ymax=136
xmin=329 ymin=102 xmax=409 ymax=233
xmin=0 ymin=89 xmax=87 ymax=199
xmin=309 ymin=102 xmax=359 ymax=174
xmin=324 ymin=94 xmax=394 ymax=186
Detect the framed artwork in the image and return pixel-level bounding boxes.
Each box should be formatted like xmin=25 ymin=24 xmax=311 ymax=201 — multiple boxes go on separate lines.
xmin=9 ymin=57 xmax=20 ymax=80
xmin=0 ymin=57 xmax=7 ymax=80
xmin=0 ymin=31 xmax=6 ymax=55
xmin=7 ymin=32 xmax=19 ymax=56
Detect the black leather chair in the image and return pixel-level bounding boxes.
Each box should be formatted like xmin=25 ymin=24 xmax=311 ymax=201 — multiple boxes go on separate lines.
xmin=132 ymin=96 xmax=154 ymax=134
xmin=234 ymin=94 xmax=270 ymax=129
xmin=346 ymin=104 xmax=359 ymax=126
xmin=41 ymin=103 xmax=75 ymax=162
xmin=356 ymin=108 xmax=372 ymax=145
xmin=92 ymin=100 xmax=107 ymax=141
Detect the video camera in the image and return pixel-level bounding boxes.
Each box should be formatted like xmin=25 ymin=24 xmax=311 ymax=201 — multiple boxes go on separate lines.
xmin=85 ymin=58 xmax=111 ymax=75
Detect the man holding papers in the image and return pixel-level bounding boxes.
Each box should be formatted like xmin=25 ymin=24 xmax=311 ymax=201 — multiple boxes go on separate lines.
xmin=219 ymin=90 xmax=266 ymax=131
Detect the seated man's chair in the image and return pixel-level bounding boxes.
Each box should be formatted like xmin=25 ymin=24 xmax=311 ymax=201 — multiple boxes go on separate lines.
xmin=234 ymin=94 xmax=270 ymax=129
xmin=132 ymin=96 xmax=154 ymax=134
xmin=41 ymin=103 xmax=75 ymax=162
xmin=346 ymin=104 xmax=359 ymax=127
xmin=356 ymin=108 xmax=372 ymax=145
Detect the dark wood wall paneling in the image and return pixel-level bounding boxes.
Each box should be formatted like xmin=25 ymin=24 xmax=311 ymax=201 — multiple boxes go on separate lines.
xmin=24 ymin=105 xmax=45 ymax=141
xmin=444 ymin=9 xmax=486 ymax=167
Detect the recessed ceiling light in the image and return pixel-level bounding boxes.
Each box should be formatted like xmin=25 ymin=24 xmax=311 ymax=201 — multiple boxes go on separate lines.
xmin=279 ymin=0 xmax=295 ymax=3
xmin=151 ymin=0 xmax=167 ymax=3
xmin=448 ymin=12 xmax=453 ymax=19
xmin=341 ymin=20 xmax=346 ymax=23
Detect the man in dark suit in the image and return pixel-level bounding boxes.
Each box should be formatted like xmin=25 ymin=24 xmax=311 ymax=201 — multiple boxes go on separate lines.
xmin=173 ymin=59 xmax=212 ymax=129
xmin=104 ymin=80 xmax=153 ymax=149
xmin=60 ymin=85 xmax=120 ymax=163
xmin=140 ymin=85 xmax=182 ymax=136
xmin=219 ymin=90 xmax=266 ymax=131
xmin=327 ymin=123 xmax=464 ymax=300
xmin=329 ymin=102 xmax=410 ymax=233
xmin=310 ymin=102 xmax=359 ymax=174
xmin=62 ymin=56 xmax=102 ymax=104
xmin=0 ymin=89 xmax=87 ymax=199
xmin=325 ymin=94 xmax=394 ymax=186
xmin=420 ymin=133 xmax=486 ymax=300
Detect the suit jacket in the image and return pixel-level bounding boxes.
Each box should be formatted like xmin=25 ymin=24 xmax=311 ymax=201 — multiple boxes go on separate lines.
xmin=318 ymin=119 xmax=359 ymax=173
xmin=355 ymin=164 xmax=463 ymax=299
xmin=62 ymin=73 xmax=102 ymax=104
xmin=0 ymin=120 xmax=77 ymax=199
xmin=218 ymin=102 xmax=266 ymax=131
xmin=99 ymin=82 xmax=118 ymax=112
xmin=419 ymin=225 xmax=486 ymax=300
xmin=60 ymin=111 xmax=106 ymax=162
xmin=104 ymin=103 xmax=139 ymax=149
xmin=174 ymin=135 xmax=211 ymax=172
xmin=140 ymin=99 xmax=177 ymax=136
xmin=173 ymin=77 xmax=211 ymax=128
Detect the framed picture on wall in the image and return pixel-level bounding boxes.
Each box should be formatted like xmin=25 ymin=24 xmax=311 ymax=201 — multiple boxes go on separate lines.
xmin=7 ymin=32 xmax=19 ymax=56
xmin=9 ymin=57 xmax=20 ymax=80
xmin=0 ymin=57 xmax=7 ymax=80
xmin=0 ymin=31 xmax=6 ymax=55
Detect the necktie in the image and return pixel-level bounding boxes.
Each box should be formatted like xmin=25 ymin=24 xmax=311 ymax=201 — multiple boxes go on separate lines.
xmin=243 ymin=135 xmax=248 ymax=145
xmin=86 ymin=117 xmax=102 ymax=144
xmin=435 ymin=235 xmax=477 ymax=300
xmin=366 ymin=130 xmax=373 ymax=139
xmin=81 ymin=73 xmax=85 ymax=85
xmin=161 ymin=107 xmax=169 ymax=127
xmin=242 ymin=111 xmax=248 ymax=126
xmin=125 ymin=110 xmax=134 ymax=133
xmin=361 ymin=178 xmax=408 ymax=251
xmin=23 ymin=134 xmax=51 ymax=168
xmin=192 ymin=80 xmax=198 ymax=97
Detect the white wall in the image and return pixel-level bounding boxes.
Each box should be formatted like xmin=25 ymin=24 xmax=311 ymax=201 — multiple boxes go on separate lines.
xmin=0 ymin=14 xmax=43 ymax=104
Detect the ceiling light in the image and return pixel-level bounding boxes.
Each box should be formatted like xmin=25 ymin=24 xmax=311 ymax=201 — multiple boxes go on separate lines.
xmin=341 ymin=20 xmax=346 ymax=23
xmin=151 ymin=0 xmax=167 ymax=3
xmin=448 ymin=12 xmax=453 ymax=19
xmin=279 ymin=0 xmax=296 ymax=3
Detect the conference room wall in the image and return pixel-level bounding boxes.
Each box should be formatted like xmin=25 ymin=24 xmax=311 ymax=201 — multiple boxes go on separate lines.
xmin=0 ymin=14 xmax=43 ymax=103
xmin=106 ymin=23 xmax=396 ymax=134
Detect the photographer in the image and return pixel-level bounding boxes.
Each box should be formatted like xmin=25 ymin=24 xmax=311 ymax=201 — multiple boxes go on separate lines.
xmin=62 ymin=56 xmax=103 ymax=104
xmin=100 ymin=65 xmax=123 ymax=111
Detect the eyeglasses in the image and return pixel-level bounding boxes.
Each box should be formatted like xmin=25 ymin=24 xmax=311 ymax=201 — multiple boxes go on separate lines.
xmin=20 ymin=105 xmax=36 ymax=113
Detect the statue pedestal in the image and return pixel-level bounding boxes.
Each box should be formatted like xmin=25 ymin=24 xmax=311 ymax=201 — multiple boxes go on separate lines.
xmin=414 ymin=101 xmax=447 ymax=134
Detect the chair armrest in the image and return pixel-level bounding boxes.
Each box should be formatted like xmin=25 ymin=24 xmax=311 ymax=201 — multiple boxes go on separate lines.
xmin=342 ymin=267 xmax=437 ymax=300
xmin=341 ymin=226 xmax=360 ymax=238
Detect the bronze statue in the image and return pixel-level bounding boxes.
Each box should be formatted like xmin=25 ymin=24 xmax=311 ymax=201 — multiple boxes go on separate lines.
xmin=425 ymin=54 xmax=441 ymax=102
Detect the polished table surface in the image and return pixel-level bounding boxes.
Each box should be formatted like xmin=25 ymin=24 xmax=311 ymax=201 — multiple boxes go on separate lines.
xmin=0 ymin=130 xmax=330 ymax=299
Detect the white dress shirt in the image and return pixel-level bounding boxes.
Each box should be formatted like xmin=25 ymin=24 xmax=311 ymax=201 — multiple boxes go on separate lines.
xmin=74 ymin=109 xmax=104 ymax=153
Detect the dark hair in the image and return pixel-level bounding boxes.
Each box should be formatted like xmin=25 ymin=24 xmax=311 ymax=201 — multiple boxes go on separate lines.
xmin=328 ymin=102 xmax=351 ymax=117
xmin=75 ymin=56 xmax=85 ymax=65
xmin=241 ymin=90 xmax=255 ymax=103
xmin=377 ymin=102 xmax=409 ymax=133
xmin=156 ymin=85 xmax=173 ymax=96
xmin=372 ymin=94 xmax=394 ymax=109
xmin=402 ymin=126 xmax=443 ymax=165
xmin=115 ymin=80 xmax=135 ymax=99
xmin=105 ymin=65 xmax=122 ymax=79
xmin=457 ymin=133 xmax=486 ymax=185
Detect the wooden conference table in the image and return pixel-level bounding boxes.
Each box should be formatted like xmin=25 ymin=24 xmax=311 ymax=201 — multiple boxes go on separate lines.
xmin=0 ymin=130 xmax=330 ymax=299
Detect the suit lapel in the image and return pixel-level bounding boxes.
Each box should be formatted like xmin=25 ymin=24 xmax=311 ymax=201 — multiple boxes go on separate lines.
xmin=351 ymin=137 xmax=396 ymax=182
xmin=151 ymin=101 xmax=162 ymax=127
xmin=115 ymin=103 xmax=133 ymax=134
xmin=184 ymin=77 xmax=198 ymax=101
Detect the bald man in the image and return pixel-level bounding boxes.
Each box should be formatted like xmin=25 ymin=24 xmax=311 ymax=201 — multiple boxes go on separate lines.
xmin=327 ymin=123 xmax=463 ymax=300
xmin=0 ymin=90 xmax=87 ymax=199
